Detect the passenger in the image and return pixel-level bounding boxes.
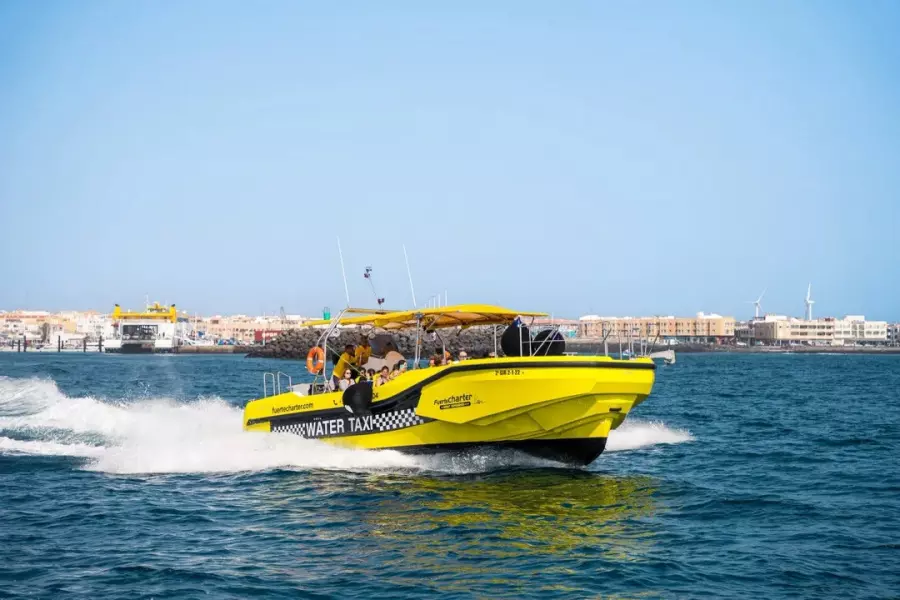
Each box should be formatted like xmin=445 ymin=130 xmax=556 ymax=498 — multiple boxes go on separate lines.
xmin=374 ymin=366 xmax=391 ymax=387
xmin=356 ymin=370 xmax=368 ymax=383
xmin=390 ymin=360 xmax=406 ymax=379
xmin=339 ymin=369 xmax=354 ymax=391
xmin=458 ymin=350 xmax=468 ymax=362
xmin=367 ymin=368 xmax=376 ymax=381
xmin=428 ymin=358 xmax=436 ymax=367
xmin=354 ymin=336 xmax=372 ymax=367
xmin=331 ymin=344 xmax=356 ymax=390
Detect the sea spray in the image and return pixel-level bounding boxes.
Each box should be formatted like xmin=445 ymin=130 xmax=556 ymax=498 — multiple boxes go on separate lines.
xmin=0 ymin=376 xmax=692 ymax=474
xmin=606 ymin=420 xmax=694 ymax=452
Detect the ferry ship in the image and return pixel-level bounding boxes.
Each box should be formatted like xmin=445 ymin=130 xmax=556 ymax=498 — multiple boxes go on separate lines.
xmin=104 ymin=303 xmax=191 ymax=353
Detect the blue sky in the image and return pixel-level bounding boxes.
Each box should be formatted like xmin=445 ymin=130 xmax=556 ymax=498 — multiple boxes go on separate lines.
xmin=1 ymin=1 xmax=898 ymax=320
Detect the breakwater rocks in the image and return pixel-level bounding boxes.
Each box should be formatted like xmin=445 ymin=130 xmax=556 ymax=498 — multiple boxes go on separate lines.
xmin=246 ymin=327 xmax=503 ymax=360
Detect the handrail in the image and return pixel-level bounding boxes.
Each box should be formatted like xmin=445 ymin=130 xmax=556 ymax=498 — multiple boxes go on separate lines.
xmin=263 ymin=371 xmax=295 ymax=397
xmin=530 ymin=324 xmax=561 ymax=356
xmin=263 ymin=372 xmax=275 ymax=397
xmin=276 ymin=371 xmax=292 ymax=394
xmin=309 ymin=308 xmax=349 ymax=394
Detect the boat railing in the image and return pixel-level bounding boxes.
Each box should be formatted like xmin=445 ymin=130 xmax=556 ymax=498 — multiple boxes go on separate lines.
xmin=262 ymin=371 xmax=293 ymax=397
xmin=509 ymin=321 xmax=569 ymax=357
xmin=263 ymin=372 xmax=275 ymax=397
xmin=528 ymin=324 xmax=563 ymax=357
xmin=308 ymin=309 xmax=347 ymax=394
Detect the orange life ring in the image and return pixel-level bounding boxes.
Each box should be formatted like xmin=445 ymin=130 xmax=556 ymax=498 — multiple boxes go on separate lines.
xmin=306 ymin=346 xmax=325 ymax=374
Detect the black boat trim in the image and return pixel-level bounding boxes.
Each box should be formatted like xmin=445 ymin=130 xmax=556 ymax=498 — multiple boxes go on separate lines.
xmin=247 ymin=359 xmax=653 ymax=427
xmin=390 ymin=437 xmax=609 ymax=467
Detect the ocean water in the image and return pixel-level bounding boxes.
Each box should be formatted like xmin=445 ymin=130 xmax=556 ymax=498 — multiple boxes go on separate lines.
xmin=0 ymin=353 xmax=898 ymax=599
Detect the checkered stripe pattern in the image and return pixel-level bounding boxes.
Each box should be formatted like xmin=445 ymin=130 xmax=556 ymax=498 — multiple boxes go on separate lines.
xmin=272 ymin=422 xmax=302 ymax=435
xmin=372 ymin=409 xmax=425 ymax=432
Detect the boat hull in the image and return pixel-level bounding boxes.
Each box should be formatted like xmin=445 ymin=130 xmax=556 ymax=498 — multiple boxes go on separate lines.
xmin=387 ymin=437 xmax=608 ymax=466
xmin=243 ymin=356 xmax=654 ymax=466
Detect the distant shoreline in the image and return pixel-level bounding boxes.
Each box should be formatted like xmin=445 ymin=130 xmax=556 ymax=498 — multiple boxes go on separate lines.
xmin=6 ymin=342 xmax=898 ymax=357
xmin=566 ymin=340 xmax=900 ymax=355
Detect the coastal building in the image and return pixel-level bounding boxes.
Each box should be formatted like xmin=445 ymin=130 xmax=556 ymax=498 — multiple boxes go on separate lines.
xmin=750 ymin=315 xmax=888 ymax=345
xmin=734 ymin=321 xmax=754 ymax=344
xmin=0 ymin=310 xmax=53 ymax=337
xmin=888 ymin=323 xmax=900 ymax=346
xmin=531 ymin=318 xmax=580 ymax=339
xmin=0 ymin=306 xmax=317 ymax=347
xmin=196 ymin=314 xmax=311 ymax=344
xmin=831 ymin=316 xmax=888 ymax=345
xmin=72 ymin=311 xmax=115 ymax=340
xmin=751 ymin=316 xmax=834 ymax=344
xmin=578 ymin=313 xmax=735 ymax=344
xmin=1 ymin=310 xmax=115 ymax=341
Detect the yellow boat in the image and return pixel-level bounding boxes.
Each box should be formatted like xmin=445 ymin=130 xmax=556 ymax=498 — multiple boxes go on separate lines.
xmin=242 ymin=304 xmax=655 ymax=466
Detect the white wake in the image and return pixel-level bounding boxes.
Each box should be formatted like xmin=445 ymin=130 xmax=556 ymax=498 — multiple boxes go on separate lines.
xmin=0 ymin=377 xmax=691 ymax=474
xmin=606 ymin=421 xmax=694 ymax=452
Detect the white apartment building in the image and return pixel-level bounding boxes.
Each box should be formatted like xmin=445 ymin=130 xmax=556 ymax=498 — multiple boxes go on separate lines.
xmin=73 ymin=312 xmax=116 ymax=340
xmin=751 ymin=315 xmax=835 ymax=344
xmin=832 ymin=315 xmax=888 ymax=345
xmin=752 ymin=314 xmax=888 ymax=345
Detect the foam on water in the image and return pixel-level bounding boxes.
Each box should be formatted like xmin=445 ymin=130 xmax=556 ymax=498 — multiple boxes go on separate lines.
xmin=0 ymin=376 xmax=691 ymax=474
xmin=0 ymin=436 xmax=106 ymax=458
xmin=606 ymin=420 xmax=694 ymax=451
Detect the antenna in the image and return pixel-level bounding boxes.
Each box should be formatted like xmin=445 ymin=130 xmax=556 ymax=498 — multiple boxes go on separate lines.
xmin=364 ymin=266 xmax=385 ymax=306
xmin=337 ymin=237 xmax=350 ymax=307
xmin=805 ymin=283 xmax=815 ymax=320
xmin=403 ymin=244 xmax=417 ymax=308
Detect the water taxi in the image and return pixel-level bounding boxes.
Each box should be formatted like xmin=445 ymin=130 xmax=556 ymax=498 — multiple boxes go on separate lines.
xmin=242 ymin=305 xmax=655 ymax=465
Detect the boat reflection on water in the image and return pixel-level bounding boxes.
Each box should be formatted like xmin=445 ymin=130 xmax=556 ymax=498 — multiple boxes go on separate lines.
xmin=240 ymin=467 xmax=661 ymax=595
xmin=363 ymin=469 xmax=658 ymax=555
xmin=364 ymin=470 xmax=660 ymax=595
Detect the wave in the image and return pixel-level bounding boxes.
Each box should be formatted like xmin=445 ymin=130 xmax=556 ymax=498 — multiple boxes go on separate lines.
xmin=606 ymin=421 xmax=694 ymax=452
xmin=0 ymin=436 xmax=106 ymax=458
xmin=0 ymin=376 xmax=691 ymax=474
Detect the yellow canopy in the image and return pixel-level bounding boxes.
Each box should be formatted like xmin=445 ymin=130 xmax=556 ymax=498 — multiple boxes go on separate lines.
xmin=303 ymin=304 xmax=546 ymax=330
xmin=111 ymin=303 xmax=177 ymax=323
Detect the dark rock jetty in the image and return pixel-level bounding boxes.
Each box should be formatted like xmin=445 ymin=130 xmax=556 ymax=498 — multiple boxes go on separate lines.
xmin=246 ymin=327 xmax=503 ymax=360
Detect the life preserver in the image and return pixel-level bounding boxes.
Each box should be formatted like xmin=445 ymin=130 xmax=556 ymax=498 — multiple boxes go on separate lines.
xmin=306 ymin=346 xmax=325 ymax=374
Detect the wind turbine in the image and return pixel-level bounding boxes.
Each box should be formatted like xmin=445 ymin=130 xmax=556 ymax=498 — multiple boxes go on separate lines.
xmin=746 ymin=288 xmax=766 ymax=319
xmin=804 ymin=283 xmax=815 ymax=320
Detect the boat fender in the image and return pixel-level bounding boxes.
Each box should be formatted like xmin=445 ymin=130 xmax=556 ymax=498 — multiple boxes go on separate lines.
xmin=342 ymin=383 xmax=373 ymax=416
xmin=306 ymin=346 xmax=325 ymax=374
xmin=532 ymin=329 xmax=566 ymax=356
xmin=500 ymin=323 xmax=531 ymax=357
